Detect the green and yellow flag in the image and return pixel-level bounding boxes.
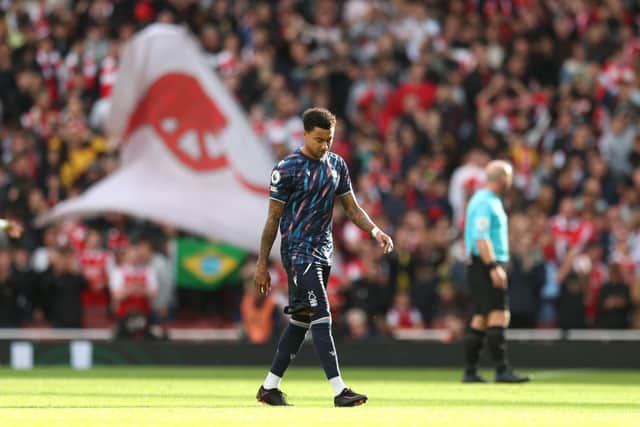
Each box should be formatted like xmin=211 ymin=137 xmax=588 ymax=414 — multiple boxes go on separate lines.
xmin=175 ymin=238 xmax=247 ymax=290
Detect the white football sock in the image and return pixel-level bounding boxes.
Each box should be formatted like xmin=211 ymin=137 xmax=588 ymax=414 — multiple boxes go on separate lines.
xmin=329 ymin=376 xmax=347 ymax=396
xmin=263 ymin=372 xmax=282 ymax=390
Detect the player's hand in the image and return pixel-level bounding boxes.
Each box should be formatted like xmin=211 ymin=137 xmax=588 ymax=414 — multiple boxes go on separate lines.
xmin=6 ymin=220 xmax=23 ymax=239
xmin=375 ymin=231 xmax=394 ymax=254
xmin=254 ymin=263 xmax=271 ymax=296
xmin=490 ymin=265 xmax=507 ymax=289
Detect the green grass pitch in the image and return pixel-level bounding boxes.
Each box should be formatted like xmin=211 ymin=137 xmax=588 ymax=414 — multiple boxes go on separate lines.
xmin=1 ymin=367 xmax=638 ymax=426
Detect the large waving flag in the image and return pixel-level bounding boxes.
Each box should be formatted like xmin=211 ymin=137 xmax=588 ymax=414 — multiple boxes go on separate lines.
xmin=38 ymin=24 xmax=276 ymax=253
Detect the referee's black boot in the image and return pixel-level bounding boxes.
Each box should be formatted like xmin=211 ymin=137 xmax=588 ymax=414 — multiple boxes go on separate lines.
xmin=495 ymin=368 xmax=531 ymax=383
xmin=462 ymin=371 xmax=488 ymax=383
xmin=256 ymin=385 xmax=293 ymax=406
xmin=334 ymin=388 xmax=368 ymax=407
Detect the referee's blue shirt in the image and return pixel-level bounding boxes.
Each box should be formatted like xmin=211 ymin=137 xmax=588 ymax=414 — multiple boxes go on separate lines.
xmin=464 ymin=188 xmax=509 ymax=262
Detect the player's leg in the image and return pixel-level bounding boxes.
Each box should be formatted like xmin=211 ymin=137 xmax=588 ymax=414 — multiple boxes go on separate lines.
xmin=463 ymin=314 xmax=487 ymax=382
xmin=486 ymin=309 xmax=509 ymax=375
xmin=257 ymin=266 xmax=311 ymax=405
xmin=305 ymin=264 xmax=367 ymax=406
xmin=262 ymin=314 xmax=310 ymax=386
xmin=487 ymin=294 xmax=530 ymax=383
xmin=463 ymin=259 xmax=490 ymax=383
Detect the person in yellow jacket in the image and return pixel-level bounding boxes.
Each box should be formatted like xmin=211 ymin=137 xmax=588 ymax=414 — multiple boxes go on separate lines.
xmin=48 ymin=120 xmax=108 ymax=190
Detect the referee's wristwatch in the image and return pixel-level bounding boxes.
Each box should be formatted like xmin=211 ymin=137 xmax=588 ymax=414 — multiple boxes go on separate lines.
xmin=486 ymin=261 xmax=499 ymax=270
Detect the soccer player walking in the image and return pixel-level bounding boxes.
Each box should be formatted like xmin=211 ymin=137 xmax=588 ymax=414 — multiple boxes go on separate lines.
xmin=462 ymin=160 xmax=530 ymax=383
xmin=254 ymin=108 xmax=394 ymax=406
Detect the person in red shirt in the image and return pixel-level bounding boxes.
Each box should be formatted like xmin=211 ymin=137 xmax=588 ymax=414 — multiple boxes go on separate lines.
xmin=109 ymin=246 xmax=157 ymax=338
xmin=386 ymin=291 xmax=425 ymax=331
xmin=378 ymin=63 xmax=437 ymax=136
xmin=60 ymin=220 xmax=88 ymax=254
xmin=78 ymin=229 xmax=111 ymax=307
xmin=99 ymin=43 xmax=119 ymax=99
xmin=549 ymin=197 xmax=594 ymax=261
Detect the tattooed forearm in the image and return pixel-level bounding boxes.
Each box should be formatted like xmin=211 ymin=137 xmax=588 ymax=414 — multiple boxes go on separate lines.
xmin=258 ymin=218 xmax=278 ymax=263
xmin=258 ymin=200 xmax=285 ymax=264
xmin=339 ymin=192 xmax=375 ymax=233
xmin=347 ymin=205 xmax=375 ymax=232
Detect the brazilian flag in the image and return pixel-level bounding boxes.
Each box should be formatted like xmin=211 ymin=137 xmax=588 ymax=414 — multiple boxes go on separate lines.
xmin=175 ymin=238 xmax=247 ymax=290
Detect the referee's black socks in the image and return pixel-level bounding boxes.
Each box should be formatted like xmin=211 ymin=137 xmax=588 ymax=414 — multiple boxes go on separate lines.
xmin=487 ymin=326 xmax=508 ymax=373
xmin=464 ymin=328 xmax=486 ymax=375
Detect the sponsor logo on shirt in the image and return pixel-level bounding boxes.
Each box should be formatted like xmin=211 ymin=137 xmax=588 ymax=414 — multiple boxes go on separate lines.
xmin=271 ymin=170 xmax=281 ymax=184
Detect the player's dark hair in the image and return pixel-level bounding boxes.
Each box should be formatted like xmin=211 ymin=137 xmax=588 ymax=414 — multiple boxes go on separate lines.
xmin=302 ymin=108 xmax=336 ymax=132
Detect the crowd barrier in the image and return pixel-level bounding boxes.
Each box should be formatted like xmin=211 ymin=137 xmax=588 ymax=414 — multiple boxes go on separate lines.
xmin=1 ymin=328 xmax=639 ymax=369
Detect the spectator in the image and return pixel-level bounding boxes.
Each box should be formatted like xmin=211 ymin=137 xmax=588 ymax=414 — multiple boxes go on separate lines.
xmin=40 ymin=243 xmax=87 ymax=328
xmin=556 ymin=248 xmax=589 ymax=330
xmin=31 ymin=226 xmax=58 ymax=273
xmin=10 ymin=239 xmax=40 ymax=323
xmin=109 ymin=246 xmax=157 ymax=338
xmin=136 ymin=236 xmax=174 ymax=321
xmin=596 ymin=263 xmax=633 ymax=329
xmin=448 ymin=149 xmax=489 ymax=225
xmin=342 ymin=308 xmax=371 ymax=341
xmin=508 ymin=226 xmax=546 ymax=328
xmin=0 ymin=247 xmax=20 ymax=326
xmin=78 ymin=228 xmax=110 ymax=307
xmin=431 ymin=281 xmax=466 ymax=337
xmin=600 ymin=110 xmax=636 ymax=181
xmin=343 ymin=244 xmax=391 ymax=336
xmin=386 ymin=291 xmax=424 ymax=332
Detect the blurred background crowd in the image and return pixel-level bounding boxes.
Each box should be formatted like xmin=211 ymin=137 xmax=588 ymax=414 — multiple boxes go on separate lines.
xmin=1 ymin=0 xmax=640 ymax=342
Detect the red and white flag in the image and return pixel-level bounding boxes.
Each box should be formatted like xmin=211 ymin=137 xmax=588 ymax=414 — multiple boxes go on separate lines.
xmin=38 ymin=24 xmax=276 ymax=253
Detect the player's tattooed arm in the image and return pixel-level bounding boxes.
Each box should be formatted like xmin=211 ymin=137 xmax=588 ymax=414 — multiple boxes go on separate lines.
xmin=339 ymin=191 xmax=375 ymax=231
xmin=258 ymin=200 xmax=284 ymax=263
xmin=339 ymin=192 xmax=394 ymax=254
xmin=255 ymin=199 xmax=285 ymax=295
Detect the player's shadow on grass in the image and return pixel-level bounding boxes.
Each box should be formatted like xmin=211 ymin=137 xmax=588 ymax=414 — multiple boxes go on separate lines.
xmin=0 ymin=367 xmax=286 ymax=380
xmin=5 ymin=390 xmax=252 ymax=399
xmin=3 ymin=390 xmax=328 ymax=403
xmin=0 ymin=405 xmax=258 ymax=409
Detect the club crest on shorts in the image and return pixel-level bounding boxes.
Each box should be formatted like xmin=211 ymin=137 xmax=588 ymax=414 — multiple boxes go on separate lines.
xmin=308 ymin=290 xmax=318 ymax=307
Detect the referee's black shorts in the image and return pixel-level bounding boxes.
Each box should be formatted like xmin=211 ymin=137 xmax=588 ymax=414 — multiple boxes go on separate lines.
xmin=467 ymin=256 xmax=509 ymax=315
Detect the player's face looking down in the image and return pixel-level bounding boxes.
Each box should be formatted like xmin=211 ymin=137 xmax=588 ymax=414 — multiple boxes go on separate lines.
xmin=302 ymin=127 xmax=334 ymax=160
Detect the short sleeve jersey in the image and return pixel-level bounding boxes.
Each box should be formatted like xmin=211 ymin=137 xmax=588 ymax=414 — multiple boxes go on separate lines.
xmin=464 ymin=188 xmax=509 ymax=262
xmin=269 ymin=149 xmax=352 ymax=268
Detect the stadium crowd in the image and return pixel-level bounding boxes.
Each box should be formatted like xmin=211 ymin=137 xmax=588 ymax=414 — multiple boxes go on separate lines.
xmin=1 ymin=0 xmax=640 ymax=341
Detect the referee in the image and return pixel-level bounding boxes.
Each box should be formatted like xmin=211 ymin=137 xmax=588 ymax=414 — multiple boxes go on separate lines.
xmin=462 ymin=160 xmax=530 ymax=383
